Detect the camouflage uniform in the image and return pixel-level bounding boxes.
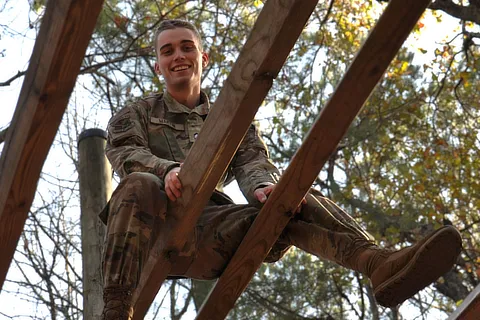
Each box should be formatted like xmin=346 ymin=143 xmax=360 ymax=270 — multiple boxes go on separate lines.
xmin=101 ymin=91 xmax=462 ymax=315
xmin=102 ymin=90 xmax=377 ymax=284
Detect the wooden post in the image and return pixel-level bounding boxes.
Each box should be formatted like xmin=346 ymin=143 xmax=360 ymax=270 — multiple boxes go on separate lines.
xmin=0 ymin=0 xmax=104 ymax=289
xmin=131 ymin=0 xmax=319 ymax=317
xmin=78 ymin=129 xmax=111 ymax=319
xmin=448 ymin=284 xmax=480 ymax=320
xmin=196 ymin=0 xmax=432 ymax=318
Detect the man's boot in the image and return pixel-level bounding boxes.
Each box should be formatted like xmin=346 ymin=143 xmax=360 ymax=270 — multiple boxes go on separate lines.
xmin=285 ymin=219 xmax=462 ymax=307
xmin=102 ymin=285 xmax=134 ymax=320
xmin=366 ymin=225 xmax=462 ymax=307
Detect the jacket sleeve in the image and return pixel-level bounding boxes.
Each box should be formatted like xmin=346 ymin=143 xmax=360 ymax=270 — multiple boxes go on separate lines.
xmin=231 ymin=124 xmax=281 ymax=204
xmin=105 ymin=103 xmax=180 ymax=179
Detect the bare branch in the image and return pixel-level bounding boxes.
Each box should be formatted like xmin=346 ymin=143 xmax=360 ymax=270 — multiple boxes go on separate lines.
xmin=0 ymin=127 xmax=7 ymax=144
xmin=0 ymin=70 xmax=26 ymax=87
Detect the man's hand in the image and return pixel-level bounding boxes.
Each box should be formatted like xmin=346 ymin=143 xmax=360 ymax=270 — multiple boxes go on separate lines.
xmin=254 ymin=184 xmax=307 ymax=213
xmin=165 ymin=166 xmax=182 ymax=201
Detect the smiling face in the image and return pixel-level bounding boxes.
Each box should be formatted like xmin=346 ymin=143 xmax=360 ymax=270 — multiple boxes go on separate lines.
xmin=154 ymin=28 xmax=209 ymax=93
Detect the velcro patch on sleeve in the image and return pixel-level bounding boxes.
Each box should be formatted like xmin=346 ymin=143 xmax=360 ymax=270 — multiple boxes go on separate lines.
xmin=110 ymin=109 xmax=134 ymax=134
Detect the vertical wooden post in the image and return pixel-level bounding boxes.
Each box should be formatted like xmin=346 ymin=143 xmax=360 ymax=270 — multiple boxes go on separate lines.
xmin=78 ymin=128 xmax=111 ymax=319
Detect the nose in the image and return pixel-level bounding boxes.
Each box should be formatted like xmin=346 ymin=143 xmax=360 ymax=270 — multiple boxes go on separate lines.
xmin=173 ymin=49 xmax=185 ymax=61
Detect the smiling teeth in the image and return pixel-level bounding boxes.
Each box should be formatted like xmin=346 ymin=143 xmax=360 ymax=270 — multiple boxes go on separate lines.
xmin=173 ymin=66 xmax=189 ymax=71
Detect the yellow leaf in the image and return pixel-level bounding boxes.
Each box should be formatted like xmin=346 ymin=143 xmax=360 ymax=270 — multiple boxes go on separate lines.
xmin=254 ymin=0 xmax=262 ymax=8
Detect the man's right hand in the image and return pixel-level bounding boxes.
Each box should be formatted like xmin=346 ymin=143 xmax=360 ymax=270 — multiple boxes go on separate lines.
xmin=164 ymin=166 xmax=182 ymax=201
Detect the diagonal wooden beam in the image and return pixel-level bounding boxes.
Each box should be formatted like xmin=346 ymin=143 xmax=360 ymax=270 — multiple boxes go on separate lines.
xmin=0 ymin=0 xmax=104 ymax=289
xmin=448 ymin=284 xmax=480 ymax=320
xmin=131 ymin=0 xmax=319 ymax=318
xmin=196 ymin=0 xmax=432 ymax=318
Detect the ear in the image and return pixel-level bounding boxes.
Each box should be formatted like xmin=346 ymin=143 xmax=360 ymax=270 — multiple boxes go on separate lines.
xmin=154 ymin=61 xmax=161 ymax=75
xmin=201 ymin=52 xmax=209 ymax=69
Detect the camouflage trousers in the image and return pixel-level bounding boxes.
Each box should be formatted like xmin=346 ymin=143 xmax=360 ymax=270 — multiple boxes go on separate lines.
xmin=103 ymin=172 xmax=376 ymax=289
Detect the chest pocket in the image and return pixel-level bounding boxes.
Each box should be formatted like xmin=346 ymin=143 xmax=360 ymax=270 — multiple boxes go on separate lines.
xmin=148 ymin=117 xmax=186 ymax=162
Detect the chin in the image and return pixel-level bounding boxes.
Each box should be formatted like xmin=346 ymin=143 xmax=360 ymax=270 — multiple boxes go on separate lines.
xmin=169 ymin=79 xmax=195 ymax=90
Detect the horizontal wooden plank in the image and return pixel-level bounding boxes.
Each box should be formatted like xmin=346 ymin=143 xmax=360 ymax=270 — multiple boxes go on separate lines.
xmin=196 ymin=0 xmax=432 ymax=318
xmin=448 ymin=284 xmax=480 ymax=320
xmin=131 ymin=0 xmax=319 ymax=318
xmin=0 ymin=0 xmax=104 ymax=288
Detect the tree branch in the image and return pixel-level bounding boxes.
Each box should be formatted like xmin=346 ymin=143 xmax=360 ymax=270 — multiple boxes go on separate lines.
xmin=0 ymin=70 xmax=26 ymax=86
xmin=430 ymin=0 xmax=480 ymax=25
xmin=0 ymin=127 xmax=7 ymax=145
xmin=377 ymin=0 xmax=480 ymax=25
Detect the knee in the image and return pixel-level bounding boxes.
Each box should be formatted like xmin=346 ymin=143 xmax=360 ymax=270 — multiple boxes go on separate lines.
xmin=118 ymin=172 xmax=164 ymax=199
xmin=124 ymin=172 xmax=162 ymax=186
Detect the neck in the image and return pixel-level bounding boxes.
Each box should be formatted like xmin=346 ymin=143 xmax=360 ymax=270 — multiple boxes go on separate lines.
xmin=166 ymin=84 xmax=201 ymax=109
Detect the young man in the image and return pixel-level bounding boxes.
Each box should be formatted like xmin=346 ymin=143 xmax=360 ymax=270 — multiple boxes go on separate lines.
xmin=101 ymin=19 xmax=462 ymax=319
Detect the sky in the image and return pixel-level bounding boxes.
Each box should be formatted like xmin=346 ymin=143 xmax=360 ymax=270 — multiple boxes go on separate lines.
xmin=0 ymin=0 xmax=467 ymax=319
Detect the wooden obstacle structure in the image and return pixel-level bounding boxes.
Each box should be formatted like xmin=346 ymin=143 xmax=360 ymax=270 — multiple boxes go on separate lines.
xmin=448 ymin=284 xmax=480 ymax=320
xmin=0 ymin=0 xmax=477 ymax=318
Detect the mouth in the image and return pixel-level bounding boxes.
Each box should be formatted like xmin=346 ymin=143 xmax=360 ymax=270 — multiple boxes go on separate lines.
xmin=171 ymin=65 xmax=191 ymax=72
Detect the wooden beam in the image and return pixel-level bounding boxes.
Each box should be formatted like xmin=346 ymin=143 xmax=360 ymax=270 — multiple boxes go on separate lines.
xmin=131 ymin=0 xmax=319 ymax=318
xmin=196 ymin=0 xmax=432 ymax=318
xmin=448 ymin=284 xmax=480 ymax=320
xmin=0 ymin=0 xmax=104 ymax=289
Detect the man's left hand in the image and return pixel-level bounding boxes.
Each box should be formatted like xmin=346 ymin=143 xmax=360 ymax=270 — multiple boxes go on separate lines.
xmin=254 ymin=184 xmax=307 ymax=213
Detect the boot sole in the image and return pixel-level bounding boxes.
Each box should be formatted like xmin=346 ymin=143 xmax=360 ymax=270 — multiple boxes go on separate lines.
xmin=373 ymin=226 xmax=462 ymax=308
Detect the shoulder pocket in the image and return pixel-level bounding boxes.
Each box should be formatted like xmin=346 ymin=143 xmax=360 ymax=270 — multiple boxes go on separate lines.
xmin=108 ymin=108 xmax=146 ymax=146
xmin=110 ymin=108 xmax=134 ymax=133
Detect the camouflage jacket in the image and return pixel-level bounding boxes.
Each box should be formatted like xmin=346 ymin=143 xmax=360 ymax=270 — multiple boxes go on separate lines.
xmin=105 ymin=91 xmax=280 ymax=204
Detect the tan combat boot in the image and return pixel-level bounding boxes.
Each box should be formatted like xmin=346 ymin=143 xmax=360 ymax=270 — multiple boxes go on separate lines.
xmin=102 ymin=285 xmax=134 ymax=320
xmin=367 ymin=225 xmax=462 ymax=307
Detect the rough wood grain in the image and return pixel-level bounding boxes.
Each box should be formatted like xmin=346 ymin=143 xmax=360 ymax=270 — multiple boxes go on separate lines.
xmin=448 ymin=284 xmax=480 ymax=320
xmin=0 ymin=0 xmax=104 ymax=289
xmin=131 ymin=0 xmax=319 ymax=317
xmin=196 ymin=0 xmax=432 ymax=318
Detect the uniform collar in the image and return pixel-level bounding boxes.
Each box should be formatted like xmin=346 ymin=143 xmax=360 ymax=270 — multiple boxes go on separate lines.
xmin=163 ymin=90 xmax=210 ymax=116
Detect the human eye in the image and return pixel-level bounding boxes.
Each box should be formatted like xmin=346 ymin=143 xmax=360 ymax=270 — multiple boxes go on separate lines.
xmin=161 ymin=48 xmax=172 ymax=55
xmin=183 ymin=44 xmax=195 ymax=51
